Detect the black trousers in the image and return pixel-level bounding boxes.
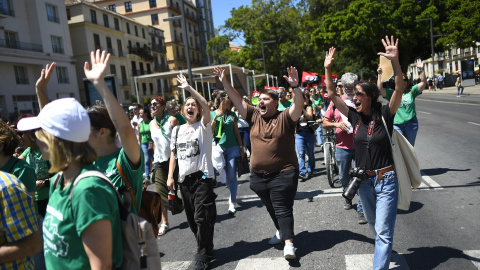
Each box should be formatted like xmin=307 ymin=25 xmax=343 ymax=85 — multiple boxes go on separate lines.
xmin=179 ymin=171 xmax=217 ymax=262
xmin=250 ymin=169 xmax=299 ymax=240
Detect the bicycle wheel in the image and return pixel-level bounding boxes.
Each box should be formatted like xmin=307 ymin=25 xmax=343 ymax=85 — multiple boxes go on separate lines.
xmin=325 ymin=143 xmax=335 ymax=187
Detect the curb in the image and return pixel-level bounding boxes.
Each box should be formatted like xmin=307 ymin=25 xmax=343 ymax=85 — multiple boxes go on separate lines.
xmin=416 ymin=95 xmax=480 ymax=105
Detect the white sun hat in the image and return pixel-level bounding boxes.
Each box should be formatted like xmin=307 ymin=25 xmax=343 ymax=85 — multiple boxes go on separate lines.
xmin=17 ymin=98 xmax=90 ymax=143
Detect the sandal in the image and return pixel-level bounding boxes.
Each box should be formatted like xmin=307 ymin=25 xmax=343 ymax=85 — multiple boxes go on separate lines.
xmin=158 ymin=224 xmax=169 ymax=236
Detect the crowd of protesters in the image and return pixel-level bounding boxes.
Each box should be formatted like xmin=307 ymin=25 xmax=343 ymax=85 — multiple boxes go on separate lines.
xmin=1 ymin=35 xmax=422 ymax=270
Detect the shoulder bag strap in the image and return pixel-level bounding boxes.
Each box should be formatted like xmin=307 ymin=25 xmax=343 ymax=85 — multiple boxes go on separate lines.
xmin=116 ymin=159 xmax=139 ymax=213
xmin=381 ymin=116 xmax=394 ymax=153
xmin=52 ymin=172 xmax=63 ymax=190
xmin=174 ymin=125 xmax=180 ymax=157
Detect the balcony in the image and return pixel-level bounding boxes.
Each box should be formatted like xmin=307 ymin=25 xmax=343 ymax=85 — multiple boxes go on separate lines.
xmin=121 ymin=79 xmax=130 ymax=86
xmin=154 ymin=63 xmax=169 ymax=72
xmin=118 ymin=50 xmax=125 ymax=57
xmin=132 ymin=69 xmax=149 ymax=76
xmin=151 ymin=43 xmax=166 ymax=53
xmin=107 ymin=47 xmax=115 ymax=56
xmin=0 ymin=5 xmax=15 ymax=18
xmin=0 ymin=38 xmax=43 ymax=52
xmin=128 ymin=46 xmax=154 ymax=62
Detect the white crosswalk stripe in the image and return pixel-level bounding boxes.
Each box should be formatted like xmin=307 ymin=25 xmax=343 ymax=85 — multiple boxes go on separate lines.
xmin=235 ymin=258 xmax=290 ymax=270
xmin=463 ymin=250 xmax=480 ymax=269
xmin=161 ymin=261 xmax=192 ymax=270
xmin=345 ymin=253 xmax=410 ymax=270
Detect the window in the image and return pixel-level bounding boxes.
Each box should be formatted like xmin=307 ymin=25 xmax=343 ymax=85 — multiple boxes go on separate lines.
xmin=142 ymin=83 xmax=147 ymax=95
xmin=190 ymin=37 xmax=193 ymax=47
xmin=93 ymin=34 xmax=101 ymax=50
xmin=110 ymin=65 xmax=116 ymax=75
xmin=90 ymin=9 xmax=97 ymax=24
xmin=176 ymin=46 xmax=180 ymax=58
xmin=149 ymin=83 xmax=154 ymax=95
xmin=14 ymin=66 xmax=29 ymax=84
xmin=142 ymin=28 xmax=145 ymax=39
xmin=67 ymin=8 xmax=71 ymax=20
xmin=4 ymin=31 xmax=19 ymax=49
xmin=131 ymin=61 xmax=137 ymax=74
xmin=108 ymin=4 xmax=116 ymax=12
xmin=117 ymin=39 xmax=123 ymax=56
xmin=124 ymin=1 xmax=132 ymax=12
xmin=46 ymin=4 xmax=59 ymax=23
xmin=149 ymin=0 xmax=156 ymax=8
xmin=51 ymin=36 xmax=64 ymax=54
xmin=151 ymin=14 xmax=159 ymax=25
xmin=188 ymin=23 xmax=191 ymax=32
xmin=134 ymin=26 xmax=138 ymax=36
xmin=106 ymin=37 xmax=113 ymax=54
xmin=103 ymin=14 xmax=109 ymax=27
xmin=147 ymin=63 xmax=151 ymax=73
xmin=114 ymin=18 xmax=120 ymax=30
xmin=126 ymin=23 xmax=130 ymax=34
xmin=56 ymin=66 xmax=69 ymax=84
xmin=139 ymin=62 xmax=144 ymax=74
xmin=121 ymin=66 xmax=127 ymax=85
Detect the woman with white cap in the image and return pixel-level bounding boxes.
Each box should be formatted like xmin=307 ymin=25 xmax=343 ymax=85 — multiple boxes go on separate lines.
xmin=17 ymin=95 xmax=122 ymax=269
xmin=35 ymin=50 xmax=143 ymax=214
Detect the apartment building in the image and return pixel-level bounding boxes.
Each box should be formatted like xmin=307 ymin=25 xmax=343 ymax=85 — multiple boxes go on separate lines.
xmin=88 ymin=0 xmax=206 ymax=99
xmin=0 ymin=0 xmax=79 ymax=121
xmin=195 ymin=0 xmax=214 ymax=66
xmin=66 ymin=1 xmax=168 ymax=105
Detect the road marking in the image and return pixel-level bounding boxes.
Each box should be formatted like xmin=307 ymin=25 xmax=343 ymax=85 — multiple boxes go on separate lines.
xmin=162 ymin=261 xmax=192 ymax=270
xmin=235 ymin=257 xmax=290 ymax=270
xmin=417 ymin=111 xmax=431 ymax=114
xmin=463 ymin=250 xmax=480 ymax=269
xmin=468 ymin=122 xmax=480 ymax=126
xmin=419 ymin=171 xmax=444 ymax=190
xmin=345 ymin=253 xmax=410 ymax=270
xmin=416 ymin=99 xmax=480 ymax=106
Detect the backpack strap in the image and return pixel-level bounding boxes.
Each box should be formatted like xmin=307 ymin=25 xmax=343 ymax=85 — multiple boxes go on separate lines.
xmin=116 ymin=159 xmax=139 ymax=213
xmin=174 ymin=125 xmax=180 ymax=158
xmin=52 ymin=172 xmax=63 ymax=190
xmin=6 ymin=158 xmax=20 ymax=174
xmin=69 ymin=171 xmax=122 ymax=202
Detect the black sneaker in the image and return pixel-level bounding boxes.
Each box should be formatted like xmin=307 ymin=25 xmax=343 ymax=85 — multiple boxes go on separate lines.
xmin=212 ymin=179 xmax=218 ymax=188
xmin=358 ymin=212 xmax=368 ymax=225
xmin=299 ymin=174 xmax=307 ymax=181
xmin=344 ymin=198 xmax=352 ymax=210
xmin=305 ymin=172 xmax=311 ymax=179
xmin=192 ymin=260 xmax=208 ymax=270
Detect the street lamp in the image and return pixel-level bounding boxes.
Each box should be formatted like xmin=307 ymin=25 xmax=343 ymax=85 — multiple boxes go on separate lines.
xmin=260 ymin=40 xmax=276 ymax=83
xmin=164 ymin=0 xmax=192 ymax=102
xmin=415 ymin=18 xmax=442 ymax=79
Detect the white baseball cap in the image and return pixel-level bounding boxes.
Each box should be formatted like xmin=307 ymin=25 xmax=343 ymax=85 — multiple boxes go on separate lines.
xmin=17 ymin=98 xmax=91 ymax=143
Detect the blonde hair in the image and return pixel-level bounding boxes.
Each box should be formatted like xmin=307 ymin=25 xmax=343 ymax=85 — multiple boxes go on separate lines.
xmin=35 ymin=129 xmax=97 ymax=173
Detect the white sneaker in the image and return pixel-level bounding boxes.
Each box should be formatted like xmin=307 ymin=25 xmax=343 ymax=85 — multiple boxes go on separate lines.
xmin=268 ymin=230 xmax=282 ymax=245
xmin=284 ymin=243 xmax=296 ymax=260
xmin=228 ymin=201 xmax=236 ymax=215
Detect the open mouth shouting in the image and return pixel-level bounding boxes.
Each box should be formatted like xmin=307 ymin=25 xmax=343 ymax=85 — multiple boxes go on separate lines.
xmin=259 ymin=104 xmax=267 ymax=114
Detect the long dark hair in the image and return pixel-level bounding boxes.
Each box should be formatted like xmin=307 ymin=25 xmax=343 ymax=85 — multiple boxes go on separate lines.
xmin=87 ymin=105 xmax=116 ymax=140
xmin=357 ymin=82 xmax=382 ymax=121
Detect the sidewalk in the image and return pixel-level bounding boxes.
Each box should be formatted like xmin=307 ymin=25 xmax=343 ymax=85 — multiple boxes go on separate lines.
xmin=416 ymin=83 xmax=480 ymax=104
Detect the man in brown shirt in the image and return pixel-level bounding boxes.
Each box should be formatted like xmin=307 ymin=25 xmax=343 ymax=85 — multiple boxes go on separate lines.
xmin=214 ymin=66 xmax=303 ymax=260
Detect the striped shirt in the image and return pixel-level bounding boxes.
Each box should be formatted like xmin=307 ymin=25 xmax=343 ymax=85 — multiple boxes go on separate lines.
xmin=0 ymin=171 xmax=38 ymax=270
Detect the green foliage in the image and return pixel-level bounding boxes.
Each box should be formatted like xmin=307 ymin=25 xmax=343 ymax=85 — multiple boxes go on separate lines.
xmin=214 ymin=0 xmax=478 ymax=82
xmin=130 ymin=94 xmax=138 ymax=104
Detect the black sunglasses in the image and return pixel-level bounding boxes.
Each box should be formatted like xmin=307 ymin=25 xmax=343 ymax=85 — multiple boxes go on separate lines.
xmin=151 ymin=102 xmax=157 ymax=106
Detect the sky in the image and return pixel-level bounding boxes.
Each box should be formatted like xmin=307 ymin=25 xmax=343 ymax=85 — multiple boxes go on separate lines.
xmin=211 ymin=0 xmax=252 ymax=46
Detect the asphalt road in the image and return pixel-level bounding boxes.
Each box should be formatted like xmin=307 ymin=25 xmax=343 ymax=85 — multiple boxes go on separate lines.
xmin=151 ymin=98 xmax=480 ymax=269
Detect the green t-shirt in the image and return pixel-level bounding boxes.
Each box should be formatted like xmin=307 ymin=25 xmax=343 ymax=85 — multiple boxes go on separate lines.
xmin=44 ymin=164 xmax=122 ymax=269
xmin=139 ymin=120 xmax=153 ymax=143
xmin=175 ymin=113 xmax=187 ymax=125
xmin=278 ymin=100 xmax=293 ymax=111
xmin=313 ymin=97 xmax=324 ymax=109
xmin=385 ymin=84 xmax=421 ymax=125
xmin=22 ymin=147 xmax=51 ymax=201
xmin=210 ymin=111 xmax=239 ymax=150
xmin=93 ymin=147 xmax=144 ymax=214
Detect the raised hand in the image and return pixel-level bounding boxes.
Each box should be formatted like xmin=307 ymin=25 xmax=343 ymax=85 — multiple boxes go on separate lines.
xmin=36 ymin=62 xmax=56 ymax=91
xmin=377 ymin=67 xmax=383 ymax=74
xmin=283 ymin=66 xmax=299 ymax=87
xmin=377 ymin=35 xmax=399 ymax=60
xmin=213 ymin=66 xmax=225 ymax=82
xmin=176 ymin=74 xmax=189 ymax=89
xmin=84 ymin=49 xmax=110 ymax=82
xmin=415 ymin=58 xmax=423 ymax=69
xmin=324 ymin=47 xmax=336 ymax=69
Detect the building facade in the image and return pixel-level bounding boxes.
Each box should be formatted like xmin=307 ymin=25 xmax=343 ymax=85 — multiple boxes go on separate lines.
xmin=0 ymin=0 xmax=79 ymax=121
xmin=195 ymin=0 xmax=214 ymax=66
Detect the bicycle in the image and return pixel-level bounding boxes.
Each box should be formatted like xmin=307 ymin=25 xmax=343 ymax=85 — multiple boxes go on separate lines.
xmin=323 ymin=128 xmax=340 ymax=188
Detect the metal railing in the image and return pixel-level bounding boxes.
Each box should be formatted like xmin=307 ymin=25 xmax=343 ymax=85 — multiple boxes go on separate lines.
xmin=0 ymin=38 xmax=43 ymax=52
xmin=107 ymin=47 xmax=115 ymax=56
xmin=47 ymin=15 xmax=59 ymax=23
xmin=52 ymin=47 xmax=64 ymax=54
xmin=0 ymin=6 xmax=15 ymax=16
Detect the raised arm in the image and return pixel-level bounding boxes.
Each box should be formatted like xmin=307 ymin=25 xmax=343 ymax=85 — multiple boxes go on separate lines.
xmin=415 ymin=59 xmax=427 ymax=93
xmin=324 ymin=47 xmax=349 ymax=117
xmin=84 ymin=49 xmax=140 ymax=165
xmin=176 ymin=74 xmax=210 ymax=125
xmin=35 ymin=62 xmax=56 ymax=110
xmin=377 ymin=36 xmax=403 ymax=115
xmin=213 ymin=67 xmax=247 ymax=119
xmin=283 ymin=67 xmax=303 ymax=121
xmin=377 ymin=67 xmax=386 ymax=98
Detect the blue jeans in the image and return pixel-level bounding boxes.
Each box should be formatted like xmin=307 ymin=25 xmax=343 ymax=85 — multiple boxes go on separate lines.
xmin=457 ymin=86 xmax=464 ymax=95
xmin=223 ymin=146 xmax=240 ymax=201
xmin=141 ymin=143 xmax=154 ymax=179
xmin=358 ymin=171 xmax=398 ymax=270
xmin=393 ymin=116 xmax=418 ymax=146
xmin=239 ymin=127 xmax=251 ymax=153
xmin=295 ymin=131 xmax=316 ymax=175
xmin=336 ymin=148 xmax=363 ymax=213
xmin=316 ymin=126 xmax=323 ymax=145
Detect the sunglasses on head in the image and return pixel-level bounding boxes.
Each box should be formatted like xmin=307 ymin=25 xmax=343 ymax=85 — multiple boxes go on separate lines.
xmin=278 ymin=92 xmax=285 ymax=95
xmin=354 ymin=91 xmax=365 ymax=97
xmin=337 ymin=85 xmax=343 ymax=88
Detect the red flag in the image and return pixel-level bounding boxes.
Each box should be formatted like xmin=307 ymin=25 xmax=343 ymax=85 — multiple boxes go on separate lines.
xmin=302 ymin=72 xmax=319 ymax=84
xmin=321 ymin=74 xmax=338 ymax=87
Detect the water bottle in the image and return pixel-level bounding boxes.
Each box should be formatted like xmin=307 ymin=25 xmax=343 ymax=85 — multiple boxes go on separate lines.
xmin=168 ymin=190 xmax=175 ymax=211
